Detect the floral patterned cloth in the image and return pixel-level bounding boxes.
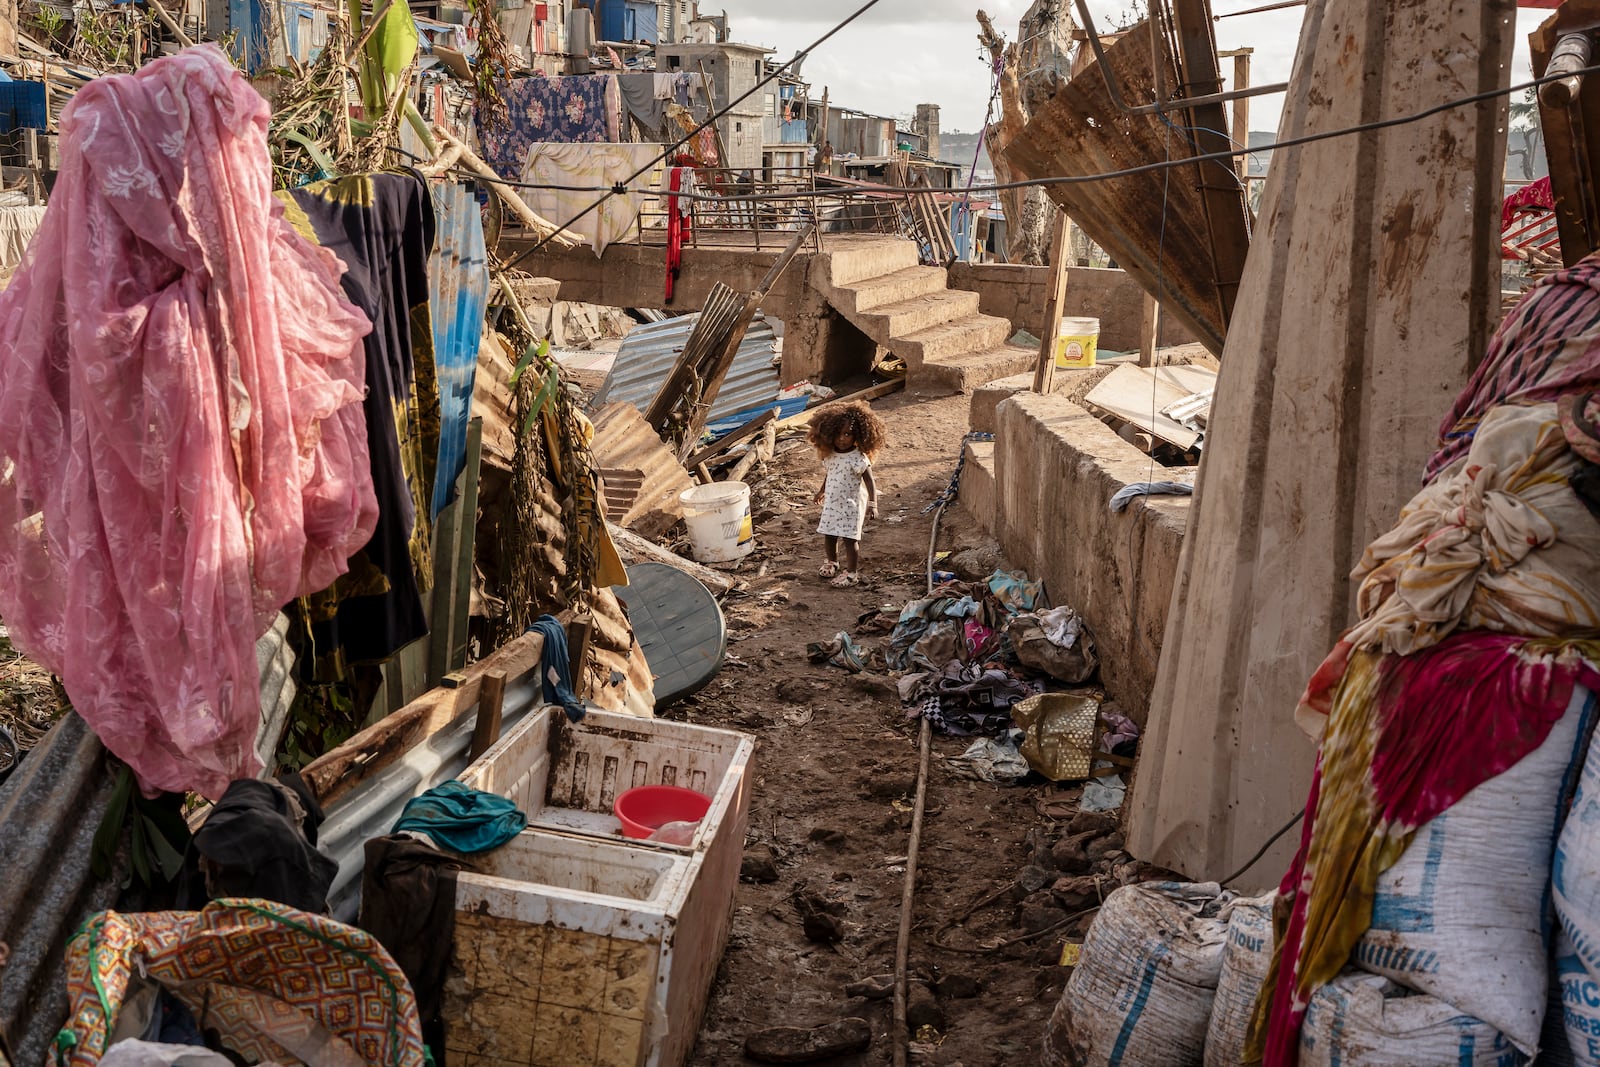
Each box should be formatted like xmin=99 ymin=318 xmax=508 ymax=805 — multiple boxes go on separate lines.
xmin=476 ymin=74 xmax=620 ymax=181
xmin=0 ymin=46 xmax=376 ymax=799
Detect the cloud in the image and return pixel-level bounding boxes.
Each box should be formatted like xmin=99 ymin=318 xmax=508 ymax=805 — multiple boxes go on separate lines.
xmin=716 ymin=1 xmax=1553 ymax=137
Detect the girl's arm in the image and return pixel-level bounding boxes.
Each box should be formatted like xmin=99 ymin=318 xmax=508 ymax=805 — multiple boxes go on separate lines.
xmin=863 ymin=468 xmax=878 ymax=516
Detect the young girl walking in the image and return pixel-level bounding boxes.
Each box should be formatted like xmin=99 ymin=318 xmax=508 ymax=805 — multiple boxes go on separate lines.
xmin=808 ymin=401 xmax=887 ymax=587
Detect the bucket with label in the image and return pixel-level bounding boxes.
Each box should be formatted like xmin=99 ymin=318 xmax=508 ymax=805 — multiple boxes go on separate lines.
xmin=1056 ymin=316 xmax=1100 ymax=369
xmin=680 ymin=481 xmax=754 ymax=563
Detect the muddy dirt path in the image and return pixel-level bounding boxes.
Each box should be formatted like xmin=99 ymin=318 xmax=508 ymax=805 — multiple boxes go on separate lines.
xmin=675 ymin=392 xmax=1114 ymax=1067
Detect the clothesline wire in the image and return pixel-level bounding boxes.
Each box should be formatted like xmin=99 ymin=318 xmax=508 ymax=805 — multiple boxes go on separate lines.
xmin=430 ymin=62 xmax=1591 ymax=216
xmin=496 ymin=0 xmax=893 ymax=272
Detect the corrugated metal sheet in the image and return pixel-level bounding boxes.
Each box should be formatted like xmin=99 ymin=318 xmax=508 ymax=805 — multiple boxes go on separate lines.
xmin=590 ymin=402 xmax=694 ymax=538
xmin=0 ymin=621 xmax=297 ymax=1062
xmin=0 ymin=712 xmax=123 ymax=1066
xmin=594 ymin=311 xmax=781 ymax=430
xmin=428 ymin=180 xmax=491 ymax=518
xmin=318 ymin=676 xmax=544 ymax=922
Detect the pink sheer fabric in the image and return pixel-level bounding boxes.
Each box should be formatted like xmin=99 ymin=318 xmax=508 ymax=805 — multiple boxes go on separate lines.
xmin=0 ymin=46 xmax=378 ymax=798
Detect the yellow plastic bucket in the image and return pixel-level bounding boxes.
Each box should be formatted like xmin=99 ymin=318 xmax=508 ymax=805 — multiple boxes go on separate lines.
xmin=1055 ymin=316 xmax=1100 ymax=369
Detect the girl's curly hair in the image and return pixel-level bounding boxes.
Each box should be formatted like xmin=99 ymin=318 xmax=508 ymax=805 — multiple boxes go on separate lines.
xmin=807 ymin=400 xmax=888 ymax=459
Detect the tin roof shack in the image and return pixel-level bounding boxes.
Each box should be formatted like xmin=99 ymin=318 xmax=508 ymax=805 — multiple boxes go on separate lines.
xmin=657 ymin=39 xmax=774 ymax=171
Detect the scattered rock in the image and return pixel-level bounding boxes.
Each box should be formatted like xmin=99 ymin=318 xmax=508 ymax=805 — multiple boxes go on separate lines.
xmin=867 ymin=777 xmax=916 ymax=800
xmin=1017 ymin=864 xmax=1053 ymax=894
xmin=741 ymin=848 xmax=780 ymax=884
xmin=744 ymin=1018 xmax=873 ymax=1064
xmin=1047 ymin=835 xmax=1094 ymax=875
xmin=1086 ymin=833 xmax=1126 ymax=862
xmin=775 ymin=679 xmax=818 ymax=703
xmin=948 ymin=540 xmax=1007 ymax=582
xmin=809 ymin=827 xmax=847 ymax=848
xmin=934 ymin=973 xmax=982 ymax=1000
xmin=1050 ymin=875 xmax=1100 ymax=911
xmin=907 ymin=984 xmax=946 ymax=1032
xmin=1019 ymin=891 xmax=1068 ymax=934
xmin=1067 ymin=810 xmax=1121 ymax=837
xmin=845 ymin=974 xmax=896 ymax=1000
xmin=802 ymin=912 xmax=844 ymax=944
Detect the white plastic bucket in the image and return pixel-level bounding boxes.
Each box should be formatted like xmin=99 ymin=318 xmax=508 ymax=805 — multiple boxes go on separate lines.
xmin=1056 ymin=316 xmax=1100 ymax=369
xmin=680 ymin=481 xmax=754 ymax=563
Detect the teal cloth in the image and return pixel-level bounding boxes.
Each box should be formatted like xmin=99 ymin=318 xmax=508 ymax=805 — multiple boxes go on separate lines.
xmin=392 ymin=780 xmax=527 ymax=854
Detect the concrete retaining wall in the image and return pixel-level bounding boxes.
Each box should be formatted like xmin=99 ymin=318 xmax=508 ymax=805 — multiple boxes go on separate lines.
xmin=948 ymin=264 xmax=1197 ymax=352
xmin=985 ymin=392 xmax=1192 ymax=724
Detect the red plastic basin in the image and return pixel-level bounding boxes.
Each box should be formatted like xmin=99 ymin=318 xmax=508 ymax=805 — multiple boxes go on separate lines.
xmin=614 ymin=785 xmax=711 ymax=840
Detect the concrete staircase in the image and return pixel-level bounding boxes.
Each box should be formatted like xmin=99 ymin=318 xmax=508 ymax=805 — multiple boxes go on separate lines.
xmin=815 ymin=241 xmax=1036 ymax=395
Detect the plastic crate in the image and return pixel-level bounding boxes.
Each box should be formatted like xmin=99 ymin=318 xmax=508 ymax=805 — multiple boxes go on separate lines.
xmin=0 ymin=82 xmax=48 ymax=133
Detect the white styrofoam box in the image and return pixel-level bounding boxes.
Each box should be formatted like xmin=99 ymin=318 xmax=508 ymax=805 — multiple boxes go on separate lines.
xmin=447 ymin=707 xmax=754 ymax=1067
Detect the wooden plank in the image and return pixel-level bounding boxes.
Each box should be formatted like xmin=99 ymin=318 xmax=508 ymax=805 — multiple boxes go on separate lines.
xmin=468 ymin=670 xmax=509 ymax=761
xmin=302 ymin=631 xmax=545 ymax=805
xmin=684 ymin=408 xmax=779 ymax=468
xmin=448 ymin=419 xmax=484 ymax=676
xmin=1139 ymin=293 xmax=1163 ymax=368
xmin=1033 ymin=213 xmax=1072 ymax=394
xmin=775 ymin=379 xmax=905 ymax=430
xmin=1081 ymin=363 xmax=1218 ymax=451
xmin=607 ymin=523 xmax=736 ymax=595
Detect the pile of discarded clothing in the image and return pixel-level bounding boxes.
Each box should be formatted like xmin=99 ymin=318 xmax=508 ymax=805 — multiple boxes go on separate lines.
xmin=811 ymin=569 xmax=1137 ymax=786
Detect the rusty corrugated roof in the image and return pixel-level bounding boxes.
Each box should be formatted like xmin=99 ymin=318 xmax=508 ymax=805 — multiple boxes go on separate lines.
xmin=590 ymin=401 xmax=694 ymax=539
xmin=1003 ymin=19 xmax=1234 ymax=356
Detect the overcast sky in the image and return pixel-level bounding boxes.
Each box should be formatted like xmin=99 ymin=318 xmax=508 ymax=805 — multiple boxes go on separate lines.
xmin=716 ymin=1 xmax=1554 ymax=136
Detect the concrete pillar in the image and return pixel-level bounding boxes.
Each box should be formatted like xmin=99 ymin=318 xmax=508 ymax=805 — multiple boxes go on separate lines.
xmin=1126 ymin=0 xmax=1514 ymax=888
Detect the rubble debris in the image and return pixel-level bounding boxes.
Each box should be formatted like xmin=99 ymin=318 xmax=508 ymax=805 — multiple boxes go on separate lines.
xmin=845 ymin=974 xmax=896 ymax=1000
xmin=743 ymin=1018 xmax=873 ymax=1064
xmin=741 ymin=847 xmax=780 ymax=884
xmin=906 ymin=983 xmax=945 ymax=1033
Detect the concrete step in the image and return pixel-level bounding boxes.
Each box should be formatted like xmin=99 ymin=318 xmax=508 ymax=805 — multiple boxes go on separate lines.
xmin=957 ymin=439 xmax=998 ymax=535
xmin=836 ymin=266 xmax=951 ymax=315
xmin=822 ymin=240 xmax=922 ymax=288
xmin=910 ymin=343 xmax=1040 ymax=397
xmin=856 ymin=290 xmax=983 ymax=345
xmin=894 ymin=314 xmax=1015 ymax=369
xmin=969 ymin=373 xmax=1035 ymax=435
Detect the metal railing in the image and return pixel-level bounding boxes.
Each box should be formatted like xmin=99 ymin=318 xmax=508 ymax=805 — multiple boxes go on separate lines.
xmin=634 ymin=165 xmax=919 ymax=252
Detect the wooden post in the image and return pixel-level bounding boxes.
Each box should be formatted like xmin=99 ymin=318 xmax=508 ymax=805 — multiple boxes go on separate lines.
xmin=1032 ymin=212 xmax=1072 ymax=394
xmin=468 ymin=670 xmax=509 ymax=761
xmin=1139 ymin=293 xmax=1163 ymax=367
xmin=1229 ymin=50 xmax=1253 ymax=181
xmin=566 ymin=617 xmax=593 ymax=697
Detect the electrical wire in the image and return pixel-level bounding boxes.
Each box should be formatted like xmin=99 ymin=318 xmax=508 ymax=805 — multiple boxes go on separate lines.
xmin=497 ymin=0 xmax=892 ymax=270
xmin=426 ymin=62 xmax=1600 ymax=212
xmin=1219 ymin=808 xmax=1305 ymax=886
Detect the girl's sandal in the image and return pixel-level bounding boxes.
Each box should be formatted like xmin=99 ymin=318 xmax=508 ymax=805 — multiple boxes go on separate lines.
xmin=818 ymin=561 xmax=840 ymax=578
xmin=829 ymin=571 xmax=860 ymax=588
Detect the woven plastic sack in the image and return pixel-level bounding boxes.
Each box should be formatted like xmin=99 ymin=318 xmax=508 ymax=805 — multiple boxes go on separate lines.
xmin=1204 ymin=892 xmax=1276 ymax=1067
xmin=1043 ymin=881 xmax=1229 ymax=1067
xmin=1299 ymin=971 xmax=1522 ymax=1067
xmin=1555 ymin=688 xmax=1600 ymax=983
xmin=1555 ymin=929 xmax=1600 ymax=1066
xmin=1355 ymin=684 xmax=1595 ymax=1053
